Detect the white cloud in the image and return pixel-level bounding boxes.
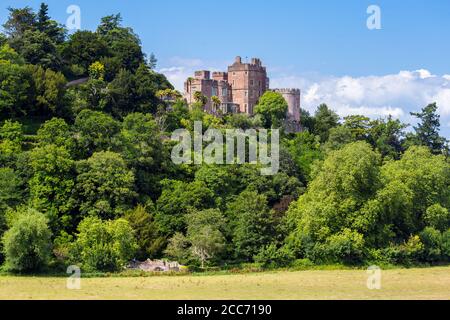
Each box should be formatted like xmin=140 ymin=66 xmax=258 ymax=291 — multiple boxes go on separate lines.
xmin=432 ymin=89 xmax=450 ymax=116
xmin=272 ymin=69 xmax=450 ymax=136
xmin=158 ymin=66 xmax=191 ymax=91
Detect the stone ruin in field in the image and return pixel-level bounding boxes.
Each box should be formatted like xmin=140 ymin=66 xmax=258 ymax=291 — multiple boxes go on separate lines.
xmin=127 ymin=259 xmax=185 ymax=272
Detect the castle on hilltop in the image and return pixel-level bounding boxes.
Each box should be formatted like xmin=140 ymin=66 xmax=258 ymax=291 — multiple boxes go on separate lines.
xmin=184 ymin=56 xmax=301 ymax=131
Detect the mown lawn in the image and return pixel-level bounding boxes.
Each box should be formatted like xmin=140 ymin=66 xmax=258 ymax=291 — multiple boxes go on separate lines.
xmin=0 ymin=267 xmax=449 ymax=300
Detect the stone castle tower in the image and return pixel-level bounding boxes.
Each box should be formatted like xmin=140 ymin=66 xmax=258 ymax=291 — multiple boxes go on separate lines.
xmin=227 ymin=56 xmax=269 ymax=114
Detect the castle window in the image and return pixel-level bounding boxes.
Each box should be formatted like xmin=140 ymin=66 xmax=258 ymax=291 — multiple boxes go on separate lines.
xmin=250 ymin=80 xmax=254 ymax=86
xmin=245 ymin=91 xmax=248 ymax=97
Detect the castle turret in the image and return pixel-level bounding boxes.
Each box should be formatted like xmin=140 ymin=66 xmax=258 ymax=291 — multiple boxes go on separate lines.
xmin=273 ymin=88 xmax=301 ymax=132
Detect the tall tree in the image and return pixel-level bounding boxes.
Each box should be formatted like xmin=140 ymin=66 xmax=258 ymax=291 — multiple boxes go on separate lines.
xmin=62 ymin=31 xmax=110 ymax=75
xmin=74 ymin=110 xmax=121 ymax=158
xmin=227 ymin=190 xmax=276 ymax=260
xmin=11 ymin=29 xmax=61 ymax=69
xmin=368 ymin=116 xmax=407 ymax=159
xmin=299 ymin=108 xmax=315 ymax=132
xmin=286 ymin=142 xmax=381 ymax=262
xmin=0 ymin=57 xmax=32 ymax=117
xmin=36 ymin=3 xmax=66 ymax=44
xmin=28 ymin=65 xmax=68 ymax=115
xmin=29 ymin=144 xmax=75 ymax=235
xmin=2 ymin=7 xmax=37 ymax=38
xmin=97 ymin=14 xmax=122 ymax=36
xmin=313 ymin=104 xmax=340 ymax=142
xmin=75 ymin=151 xmax=136 ymax=219
xmin=155 ymin=180 xmax=215 ymax=236
xmin=124 ymin=204 xmax=165 ymax=259
xmin=343 ymin=115 xmax=371 ymax=141
xmin=186 ymin=209 xmax=226 ymax=268
xmin=410 ymin=103 xmax=446 ymax=154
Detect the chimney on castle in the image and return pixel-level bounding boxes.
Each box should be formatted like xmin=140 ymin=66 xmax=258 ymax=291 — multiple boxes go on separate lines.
xmin=235 ymin=56 xmax=242 ymax=64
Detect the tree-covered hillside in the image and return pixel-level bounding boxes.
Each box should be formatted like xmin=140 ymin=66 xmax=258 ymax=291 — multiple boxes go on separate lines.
xmin=0 ymin=3 xmax=449 ymax=273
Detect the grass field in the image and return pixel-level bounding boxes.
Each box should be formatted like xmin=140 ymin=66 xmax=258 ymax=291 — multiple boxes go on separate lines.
xmin=0 ymin=267 xmax=449 ymax=300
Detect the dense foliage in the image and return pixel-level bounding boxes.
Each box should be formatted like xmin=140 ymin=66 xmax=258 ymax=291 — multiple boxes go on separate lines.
xmin=0 ymin=3 xmax=449 ymax=273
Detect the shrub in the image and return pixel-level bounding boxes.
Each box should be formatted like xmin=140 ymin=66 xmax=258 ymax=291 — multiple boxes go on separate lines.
xmin=424 ymin=204 xmax=450 ymax=232
xmin=290 ymin=258 xmax=315 ymax=269
xmin=380 ymin=235 xmax=424 ymax=265
xmin=420 ymin=227 xmax=443 ymax=262
xmin=442 ymin=229 xmax=450 ymax=261
xmin=403 ymin=235 xmax=425 ymax=261
xmin=254 ymin=244 xmax=294 ymax=269
xmin=72 ymin=217 xmax=137 ymax=272
xmin=164 ymin=232 xmax=191 ymax=265
xmin=2 ymin=208 xmax=52 ymax=272
xmin=321 ymin=229 xmax=365 ymax=264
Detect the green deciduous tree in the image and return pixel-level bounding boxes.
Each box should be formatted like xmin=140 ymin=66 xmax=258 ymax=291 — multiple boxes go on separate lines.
xmin=424 ymin=204 xmax=450 ymax=232
xmin=2 ymin=7 xmax=37 ymax=38
xmin=75 ymin=151 xmax=136 ymax=219
xmin=343 ymin=115 xmax=371 ymax=141
xmin=227 ymin=190 xmax=276 ymax=260
xmin=29 ymin=144 xmax=75 ymax=234
xmin=2 ymin=208 xmax=52 ymax=272
xmin=72 ymin=216 xmax=137 ymax=272
xmin=164 ymin=232 xmax=190 ymax=264
xmin=368 ymin=116 xmax=406 ymax=159
xmin=62 ymin=31 xmax=110 ymax=75
xmin=0 ymin=121 xmax=24 ymax=166
xmin=74 ymin=110 xmax=121 ymax=158
xmin=0 ymin=120 xmax=24 ymax=144
xmin=286 ymin=142 xmax=381 ymax=262
xmin=156 ymin=180 xmax=215 ymax=236
xmin=29 ymin=65 xmax=67 ymax=116
xmin=286 ymin=131 xmax=323 ymax=183
xmin=0 ymin=168 xmax=23 ymax=239
xmin=0 ymin=58 xmax=32 ymax=117
xmin=120 ymin=113 xmax=164 ymax=197
xmin=254 ymin=91 xmax=288 ymax=128
xmin=186 ymin=209 xmax=226 ymax=268
xmin=37 ymin=118 xmax=75 ymax=152
xmin=12 ymin=30 xmax=61 ymax=69
xmin=380 ymin=146 xmax=450 ymax=237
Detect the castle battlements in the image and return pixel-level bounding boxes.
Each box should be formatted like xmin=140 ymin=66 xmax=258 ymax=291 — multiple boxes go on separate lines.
xmin=273 ymin=88 xmax=301 ymax=94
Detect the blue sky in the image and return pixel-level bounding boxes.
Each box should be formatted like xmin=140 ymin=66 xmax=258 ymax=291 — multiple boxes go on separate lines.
xmin=1 ymin=0 xmax=450 ymax=136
